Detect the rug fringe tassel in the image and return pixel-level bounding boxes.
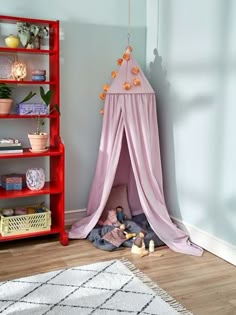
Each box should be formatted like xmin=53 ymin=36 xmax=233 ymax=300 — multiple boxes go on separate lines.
xmin=120 ymin=258 xmax=193 ymax=315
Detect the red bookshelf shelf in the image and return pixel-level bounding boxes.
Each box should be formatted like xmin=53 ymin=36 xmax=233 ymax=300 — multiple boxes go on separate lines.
xmin=0 ymin=226 xmax=61 ymax=242
xmin=0 ymin=147 xmax=63 ymax=159
xmin=0 ymin=47 xmax=57 ymax=55
xmin=0 ymin=114 xmax=58 ymax=119
xmin=0 ymin=182 xmax=62 ymax=199
xmin=0 ymin=80 xmax=56 ymax=85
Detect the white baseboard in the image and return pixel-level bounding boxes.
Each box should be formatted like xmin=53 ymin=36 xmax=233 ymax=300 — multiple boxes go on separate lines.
xmin=171 ymin=216 xmax=236 ymax=266
xmin=65 ymin=209 xmax=87 ymax=226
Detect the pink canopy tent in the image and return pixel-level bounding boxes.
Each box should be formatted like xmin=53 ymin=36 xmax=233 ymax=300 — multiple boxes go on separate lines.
xmin=69 ymin=51 xmax=203 ymax=256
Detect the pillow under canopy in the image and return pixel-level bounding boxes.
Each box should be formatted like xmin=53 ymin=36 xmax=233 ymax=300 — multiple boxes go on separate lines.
xmin=102 ymin=185 xmax=132 ymax=221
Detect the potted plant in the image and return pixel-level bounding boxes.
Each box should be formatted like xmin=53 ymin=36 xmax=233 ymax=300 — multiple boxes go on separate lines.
xmin=0 ymin=83 xmax=13 ymax=115
xmin=17 ymin=22 xmax=48 ymax=49
xmin=19 ymin=87 xmax=59 ymax=152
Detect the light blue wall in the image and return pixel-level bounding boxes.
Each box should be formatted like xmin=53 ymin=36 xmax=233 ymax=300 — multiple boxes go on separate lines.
xmin=147 ymin=0 xmax=236 ymax=245
xmin=1 ymin=0 xmax=147 ymax=210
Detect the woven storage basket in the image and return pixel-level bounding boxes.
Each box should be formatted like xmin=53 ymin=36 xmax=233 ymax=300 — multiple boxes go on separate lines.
xmin=0 ymin=206 xmax=51 ymax=237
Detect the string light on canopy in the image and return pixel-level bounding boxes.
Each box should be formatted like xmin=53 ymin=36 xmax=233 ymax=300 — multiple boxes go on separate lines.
xmin=99 ymin=0 xmax=141 ymax=115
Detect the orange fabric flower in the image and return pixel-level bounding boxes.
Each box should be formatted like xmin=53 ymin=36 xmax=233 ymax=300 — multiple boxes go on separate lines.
xmin=123 ymin=82 xmax=132 ymax=90
xmin=133 ymin=78 xmax=141 ymax=86
xmin=123 ymin=53 xmax=130 ymax=61
xmin=103 ymin=84 xmax=110 ymax=92
xmin=126 ymin=45 xmax=133 ymax=52
xmin=117 ymin=58 xmax=123 ymax=66
xmin=111 ymin=70 xmax=118 ymax=78
xmin=100 ymin=92 xmax=106 ymax=100
xmin=100 ymin=108 xmax=104 ymax=115
xmin=132 ymin=66 xmax=140 ymax=75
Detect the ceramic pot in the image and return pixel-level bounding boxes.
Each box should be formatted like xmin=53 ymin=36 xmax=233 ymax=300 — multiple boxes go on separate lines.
xmin=28 ymin=133 xmax=48 ymax=152
xmin=0 ymin=99 xmax=13 ymax=114
xmin=5 ymin=35 xmax=20 ymax=48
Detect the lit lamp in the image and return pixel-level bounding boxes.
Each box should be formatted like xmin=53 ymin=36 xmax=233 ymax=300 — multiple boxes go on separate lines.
xmin=12 ymin=61 xmax=27 ymax=81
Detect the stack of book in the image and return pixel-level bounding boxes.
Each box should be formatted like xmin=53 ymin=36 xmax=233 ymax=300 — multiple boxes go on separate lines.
xmin=0 ymin=138 xmax=23 ymax=154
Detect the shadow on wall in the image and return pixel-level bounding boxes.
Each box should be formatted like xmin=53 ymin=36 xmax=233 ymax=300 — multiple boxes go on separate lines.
xmin=148 ymin=49 xmax=214 ymax=220
xmin=148 ymin=48 xmax=182 ymax=220
xmin=147 ymin=0 xmax=236 ymax=244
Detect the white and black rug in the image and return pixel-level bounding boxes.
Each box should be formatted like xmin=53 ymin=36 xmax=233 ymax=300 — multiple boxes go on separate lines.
xmin=0 ymin=259 xmax=192 ymax=315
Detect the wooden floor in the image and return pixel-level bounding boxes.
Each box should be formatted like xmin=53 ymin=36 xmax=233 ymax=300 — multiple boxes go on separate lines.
xmin=0 ymin=236 xmax=235 ymax=315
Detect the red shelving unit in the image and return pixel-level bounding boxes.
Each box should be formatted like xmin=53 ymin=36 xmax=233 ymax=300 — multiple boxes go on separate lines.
xmin=0 ymin=15 xmax=68 ymax=246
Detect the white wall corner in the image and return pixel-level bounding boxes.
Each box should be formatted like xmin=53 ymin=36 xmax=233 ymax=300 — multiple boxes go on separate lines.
xmin=171 ymin=216 xmax=236 ymax=266
xmin=65 ymin=209 xmax=87 ymax=227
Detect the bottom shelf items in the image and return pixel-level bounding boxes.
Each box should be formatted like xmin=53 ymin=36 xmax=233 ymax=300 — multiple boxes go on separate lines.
xmin=0 ymin=204 xmax=68 ymax=245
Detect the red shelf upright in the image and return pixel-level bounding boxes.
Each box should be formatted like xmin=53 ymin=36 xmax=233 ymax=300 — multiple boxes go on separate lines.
xmin=0 ymin=15 xmax=68 ymax=245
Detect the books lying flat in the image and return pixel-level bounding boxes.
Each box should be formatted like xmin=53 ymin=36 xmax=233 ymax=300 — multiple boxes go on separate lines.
xmin=0 ymin=147 xmax=23 ymax=154
xmin=0 ymin=138 xmax=21 ymax=144
xmin=0 ymin=142 xmax=22 ymax=147
xmin=0 ymin=145 xmax=22 ymax=150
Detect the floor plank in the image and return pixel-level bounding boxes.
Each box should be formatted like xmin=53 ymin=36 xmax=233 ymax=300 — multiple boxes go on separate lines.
xmin=0 ymin=236 xmax=235 ymax=315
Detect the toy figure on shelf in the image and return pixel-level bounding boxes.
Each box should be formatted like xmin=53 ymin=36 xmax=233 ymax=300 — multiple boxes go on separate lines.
xmin=116 ymin=206 xmax=126 ymax=223
xmin=131 ymin=230 xmax=149 ymax=257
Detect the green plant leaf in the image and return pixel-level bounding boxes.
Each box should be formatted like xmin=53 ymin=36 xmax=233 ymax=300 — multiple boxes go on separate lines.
xmin=0 ymin=83 xmax=12 ymax=99
xmin=18 ymin=91 xmax=36 ymax=104
xmin=53 ymin=104 xmax=60 ymax=114
xmin=40 ymin=86 xmax=52 ymax=106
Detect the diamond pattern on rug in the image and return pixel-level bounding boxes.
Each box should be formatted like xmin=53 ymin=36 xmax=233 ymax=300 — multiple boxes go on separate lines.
xmin=48 ymin=269 xmax=98 ymax=286
xmin=1 ymin=301 xmax=51 ymax=315
xmin=102 ymin=290 xmax=153 ymax=312
xmin=0 ymin=281 xmax=40 ymax=301
xmin=84 ymin=271 xmax=132 ymax=290
xmin=47 ymin=305 xmax=93 ymax=315
xmin=0 ymin=259 xmax=191 ymax=315
xmin=62 ymin=287 xmax=114 ymax=308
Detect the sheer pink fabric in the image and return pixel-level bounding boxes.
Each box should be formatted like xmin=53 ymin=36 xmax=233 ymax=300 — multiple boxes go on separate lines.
xmin=69 ymin=54 xmax=203 ymax=256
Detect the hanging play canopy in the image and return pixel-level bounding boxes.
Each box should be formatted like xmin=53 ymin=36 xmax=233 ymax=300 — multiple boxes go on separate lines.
xmin=69 ymin=47 xmax=203 ymax=256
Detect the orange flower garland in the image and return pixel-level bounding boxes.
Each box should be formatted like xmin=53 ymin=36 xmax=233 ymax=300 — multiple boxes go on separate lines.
xmin=126 ymin=45 xmax=133 ymax=52
xmin=123 ymin=82 xmax=132 ymax=90
xmin=123 ymin=52 xmax=130 ymax=61
xmin=132 ymin=66 xmax=140 ymax=75
xmin=100 ymin=92 xmax=106 ymax=100
xmin=103 ymin=84 xmax=110 ymax=92
xmin=117 ymin=58 xmax=123 ymax=66
xmin=111 ymin=70 xmax=118 ymax=78
xmin=133 ymin=78 xmax=141 ymax=86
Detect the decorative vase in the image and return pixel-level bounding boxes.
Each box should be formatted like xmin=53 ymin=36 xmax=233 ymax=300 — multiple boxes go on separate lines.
xmin=0 ymin=99 xmax=13 ymax=115
xmin=26 ymin=36 xmax=40 ymax=49
xmin=5 ymin=35 xmax=20 ymax=48
xmin=28 ymin=133 xmax=48 ymax=152
xmin=26 ymin=168 xmax=45 ymax=190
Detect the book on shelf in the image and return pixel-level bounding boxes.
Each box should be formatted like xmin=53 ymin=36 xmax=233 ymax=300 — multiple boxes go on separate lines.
xmin=0 ymin=142 xmax=22 ymax=147
xmin=0 ymin=138 xmax=21 ymax=144
xmin=0 ymin=149 xmax=23 ymax=154
xmin=0 ymin=145 xmax=22 ymax=150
